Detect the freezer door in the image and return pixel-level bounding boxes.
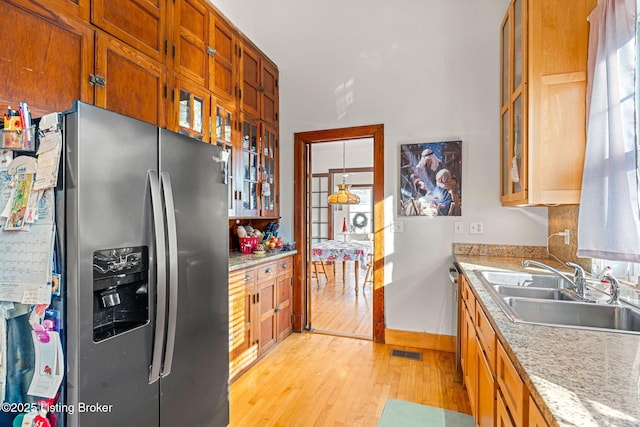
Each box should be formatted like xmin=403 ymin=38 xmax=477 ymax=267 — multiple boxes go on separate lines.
xmin=65 ymin=102 xmax=160 ymax=427
xmin=158 ymin=129 xmax=229 ymax=427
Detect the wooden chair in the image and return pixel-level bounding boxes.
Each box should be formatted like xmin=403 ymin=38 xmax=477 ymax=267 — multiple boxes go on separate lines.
xmin=363 ymin=253 xmax=373 ymax=290
xmin=312 ymin=261 xmax=328 ymax=284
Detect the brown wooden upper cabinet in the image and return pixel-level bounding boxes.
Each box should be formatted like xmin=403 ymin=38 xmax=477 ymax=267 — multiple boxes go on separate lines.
xmin=2 ymin=0 xmax=279 ymax=219
xmin=173 ymin=0 xmax=237 ymax=100
xmin=172 ymin=75 xmax=211 ymax=141
xmin=6 ymin=0 xmax=90 ymax=22
xmin=239 ymin=38 xmax=279 ymax=127
xmin=95 ymin=32 xmax=167 ymax=128
xmin=234 ymin=36 xmax=280 ymax=219
xmin=210 ymin=12 xmax=238 ymax=103
xmin=0 ymin=0 xmax=95 ymax=116
xmin=92 ymin=0 xmax=166 ymax=62
xmin=233 ymin=113 xmax=279 ymax=219
xmin=500 ymin=0 xmax=596 ymax=206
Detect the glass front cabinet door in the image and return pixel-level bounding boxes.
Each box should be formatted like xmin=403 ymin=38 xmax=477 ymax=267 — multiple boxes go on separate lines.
xmin=239 ymin=115 xmax=260 ymax=217
xmin=500 ymin=0 xmax=528 ymax=205
xmin=260 ymin=124 xmax=278 ymax=217
xmin=214 ymin=100 xmax=237 ymax=217
xmin=175 ymin=78 xmax=211 ymax=142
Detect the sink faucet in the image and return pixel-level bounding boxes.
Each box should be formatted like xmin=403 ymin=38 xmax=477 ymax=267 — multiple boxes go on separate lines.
xmin=566 ymin=262 xmax=587 ymax=298
xmin=605 ymin=275 xmax=622 ymax=305
xmin=522 ymin=260 xmax=576 ymax=290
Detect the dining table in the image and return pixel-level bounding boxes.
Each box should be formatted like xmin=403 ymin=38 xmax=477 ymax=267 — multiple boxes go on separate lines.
xmin=311 ymin=239 xmax=373 ymax=293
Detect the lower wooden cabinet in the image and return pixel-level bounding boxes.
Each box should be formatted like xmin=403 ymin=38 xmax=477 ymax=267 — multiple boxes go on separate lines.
xmin=496 ymin=392 xmax=516 ymax=427
xmin=497 ymin=341 xmax=529 ymax=425
xmin=463 ymin=306 xmax=477 ymax=413
xmin=461 ymin=272 xmax=543 ymax=427
xmin=476 ymin=334 xmax=496 ymax=427
xmin=229 ymin=255 xmax=293 ymax=381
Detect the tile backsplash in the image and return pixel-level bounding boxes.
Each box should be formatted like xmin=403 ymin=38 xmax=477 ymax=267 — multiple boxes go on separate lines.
xmin=547 ymin=205 xmax=592 ymax=271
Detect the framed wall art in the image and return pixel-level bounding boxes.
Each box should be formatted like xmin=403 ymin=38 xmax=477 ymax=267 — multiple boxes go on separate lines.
xmin=399 ymin=140 xmax=462 ymax=216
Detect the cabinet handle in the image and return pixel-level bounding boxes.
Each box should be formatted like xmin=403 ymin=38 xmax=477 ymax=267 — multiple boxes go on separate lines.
xmin=265 ymin=268 xmax=272 ymax=274
xmin=244 ymin=275 xmax=251 ymax=281
xmin=274 ymin=306 xmax=280 ymax=313
xmin=281 ymin=263 xmax=288 ymax=268
xmin=207 ymin=46 xmax=216 ymax=56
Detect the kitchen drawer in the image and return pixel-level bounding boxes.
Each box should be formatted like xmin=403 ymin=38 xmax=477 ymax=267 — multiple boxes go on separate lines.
xmin=497 ymin=341 xmax=528 ymax=426
xmin=475 ymin=301 xmax=496 ymax=374
xmin=496 ymin=391 xmax=516 ymax=427
xmin=230 ymin=268 xmax=256 ymax=290
xmin=257 ymin=262 xmax=278 ymax=281
xmin=276 ymin=256 xmax=293 ymax=275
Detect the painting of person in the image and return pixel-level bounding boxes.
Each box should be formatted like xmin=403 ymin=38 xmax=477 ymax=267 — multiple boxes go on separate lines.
xmin=411 ymin=148 xmax=441 ymax=196
xmin=399 ymin=141 xmax=462 ymax=216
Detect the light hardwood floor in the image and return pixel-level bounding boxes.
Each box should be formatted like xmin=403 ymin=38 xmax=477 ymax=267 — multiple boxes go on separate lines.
xmin=230 ymin=333 xmax=472 ymax=426
xmin=310 ymin=261 xmax=373 ymax=338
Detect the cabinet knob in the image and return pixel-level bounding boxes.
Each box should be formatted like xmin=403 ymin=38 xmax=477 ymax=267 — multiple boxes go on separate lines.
xmin=244 ymin=275 xmax=251 ymax=281
xmin=281 ymin=263 xmax=288 ymax=268
xmin=207 ymin=46 xmax=217 ymax=56
xmin=265 ymin=268 xmax=272 ymax=274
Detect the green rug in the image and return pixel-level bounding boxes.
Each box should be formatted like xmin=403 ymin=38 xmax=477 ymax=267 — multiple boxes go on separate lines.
xmin=378 ymin=399 xmax=474 ymax=427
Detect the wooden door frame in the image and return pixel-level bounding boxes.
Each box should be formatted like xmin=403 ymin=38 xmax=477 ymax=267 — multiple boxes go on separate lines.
xmin=293 ymin=124 xmax=385 ymax=343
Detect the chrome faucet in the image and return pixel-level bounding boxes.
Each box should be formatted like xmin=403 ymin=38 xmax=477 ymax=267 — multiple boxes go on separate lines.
xmin=566 ymin=262 xmax=587 ymax=298
xmin=606 ymin=275 xmax=621 ymax=305
xmin=522 ymin=260 xmax=576 ymax=290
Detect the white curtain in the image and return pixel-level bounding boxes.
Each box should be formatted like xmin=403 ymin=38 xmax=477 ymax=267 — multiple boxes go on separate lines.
xmin=578 ymin=0 xmax=640 ymax=262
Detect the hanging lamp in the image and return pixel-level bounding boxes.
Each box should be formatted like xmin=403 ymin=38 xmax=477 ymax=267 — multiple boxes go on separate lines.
xmin=327 ymin=141 xmax=360 ymax=205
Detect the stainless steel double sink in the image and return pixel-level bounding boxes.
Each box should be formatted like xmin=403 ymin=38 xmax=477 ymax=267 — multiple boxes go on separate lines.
xmin=477 ymin=270 xmax=640 ymax=335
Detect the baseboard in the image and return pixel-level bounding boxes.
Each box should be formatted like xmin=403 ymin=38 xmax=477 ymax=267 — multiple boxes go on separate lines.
xmin=385 ymin=328 xmax=455 ymax=353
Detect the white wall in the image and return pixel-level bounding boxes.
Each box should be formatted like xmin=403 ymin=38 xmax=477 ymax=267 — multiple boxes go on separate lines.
xmin=212 ymin=0 xmax=548 ymax=336
xmin=311 ymin=139 xmax=373 ymax=174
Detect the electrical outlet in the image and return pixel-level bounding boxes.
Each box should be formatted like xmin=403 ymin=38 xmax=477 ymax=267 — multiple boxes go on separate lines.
xmin=563 ymin=229 xmax=570 ymax=245
xmin=470 ymin=222 xmax=484 ymax=234
xmin=391 ymin=220 xmax=403 ymax=233
xmin=454 ymin=221 xmax=464 ymax=234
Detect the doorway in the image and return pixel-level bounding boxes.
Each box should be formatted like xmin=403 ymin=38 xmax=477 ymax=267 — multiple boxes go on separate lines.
xmin=292 ymin=124 xmax=385 ymax=343
xmin=312 ymin=157 xmax=374 ymax=338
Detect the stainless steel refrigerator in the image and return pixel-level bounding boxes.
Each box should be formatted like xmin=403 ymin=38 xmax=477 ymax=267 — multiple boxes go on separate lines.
xmin=61 ymin=102 xmax=229 ymax=426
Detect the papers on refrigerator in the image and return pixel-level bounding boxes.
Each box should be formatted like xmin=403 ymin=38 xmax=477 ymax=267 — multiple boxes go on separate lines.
xmin=0 ymin=155 xmax=56 ymax=305
xmin=33 ymin=130 xmax=61 ymax=191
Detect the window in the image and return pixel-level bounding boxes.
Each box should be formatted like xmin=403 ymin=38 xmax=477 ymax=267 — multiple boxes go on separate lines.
xmin=591 ymin=7 xmax=640 ymax=285
xmin=348 ymin=187 xmax=373 ymax=234
xmin=311 ymin=174 xmax=329 ymax=243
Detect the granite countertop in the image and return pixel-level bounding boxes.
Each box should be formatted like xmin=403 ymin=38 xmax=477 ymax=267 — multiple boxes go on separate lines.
xmin=455 ymin=254 xmax=640 ymax=427
xmin=229 ymin=250 xmax=297 ymax=272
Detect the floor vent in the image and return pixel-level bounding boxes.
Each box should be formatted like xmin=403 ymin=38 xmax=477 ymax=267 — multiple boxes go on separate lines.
xmin=390 ymin=349 xmax=423 ymax=361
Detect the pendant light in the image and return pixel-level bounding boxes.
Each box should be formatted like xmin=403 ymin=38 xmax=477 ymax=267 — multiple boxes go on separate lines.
xmin=327 ymin=141 xmax=360 ymax=205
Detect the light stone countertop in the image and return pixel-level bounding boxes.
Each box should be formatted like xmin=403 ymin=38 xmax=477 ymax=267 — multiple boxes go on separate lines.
xmin=455 ymin=254 xmax=640 ymax=427
xmin=229 ymin=250 xmax=297 ymax=272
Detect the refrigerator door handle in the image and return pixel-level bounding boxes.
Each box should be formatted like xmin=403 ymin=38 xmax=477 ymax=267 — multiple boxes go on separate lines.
xmin=160 ymin=172 xmax=178 ymax=377
xmin=148 ymin=170 xmax=168 ymax=384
